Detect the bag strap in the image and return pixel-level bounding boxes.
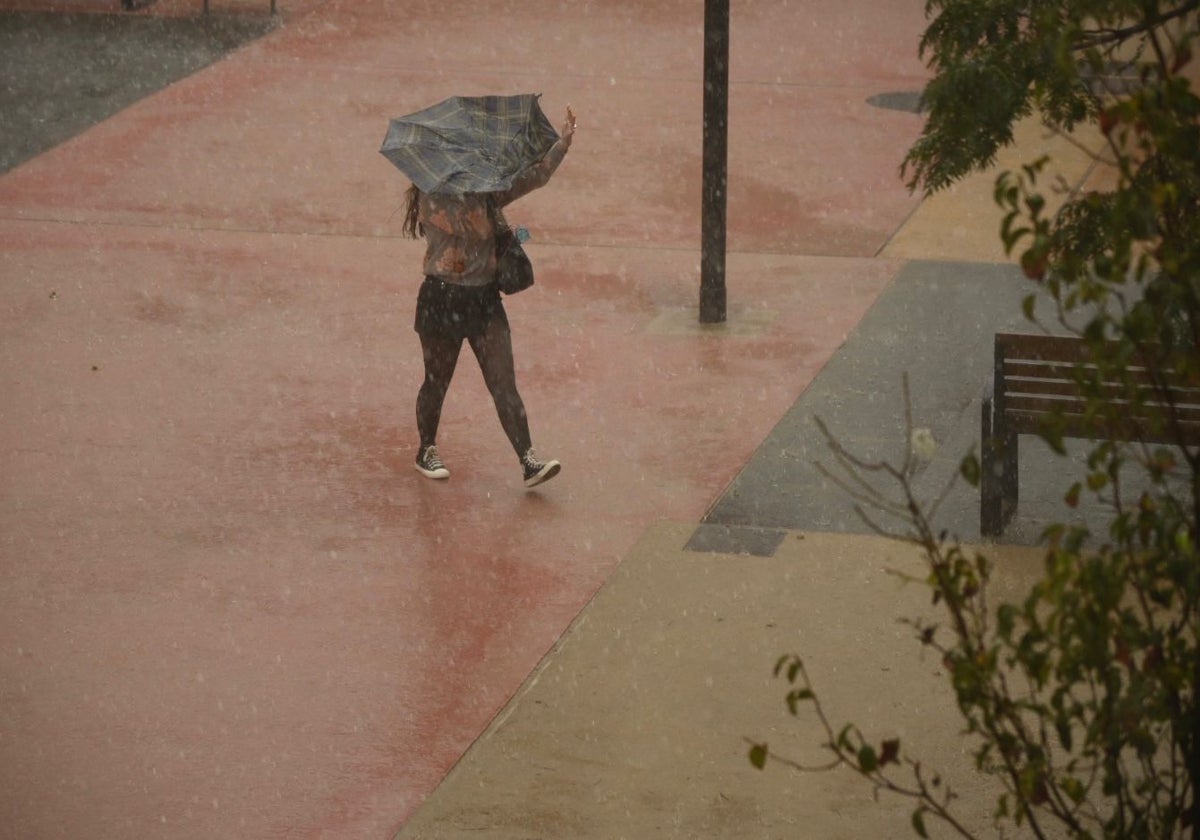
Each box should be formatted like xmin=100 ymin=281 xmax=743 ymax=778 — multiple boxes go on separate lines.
xmin=491 ymin=198 xmax=511 ymax=226
xmin=488 ymin=197 xmax=512 ymax=257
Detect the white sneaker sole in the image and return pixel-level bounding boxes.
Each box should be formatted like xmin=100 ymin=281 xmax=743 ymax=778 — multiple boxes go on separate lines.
xmin=415 ymin=463 xmax=450 ymax=480
xmin=523 ymin=460 xmax=561 ymax=488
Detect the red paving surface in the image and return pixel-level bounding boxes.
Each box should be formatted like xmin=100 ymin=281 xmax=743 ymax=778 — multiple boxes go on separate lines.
xmin=0 ymin=1 xmax=930 ymax=837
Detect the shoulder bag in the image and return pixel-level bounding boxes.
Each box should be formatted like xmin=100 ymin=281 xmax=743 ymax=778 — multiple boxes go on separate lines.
xmin=490 ymin=201 xmax=534 ymax=295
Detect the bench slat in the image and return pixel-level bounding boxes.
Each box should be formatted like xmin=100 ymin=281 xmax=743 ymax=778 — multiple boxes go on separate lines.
xmin=1003 ymin=376 xmax=1200 ymax=405
xmin=1004 ymin=393 xmax=1200 ymax=423
xmin=1004 ymin=408 xmax=1200 ymax=444
xmin=996 ymin=333 xmax=1104 ymax=363
xmin=997 ymin=333 xmax=1200 ymax=384
xmin=1001 ymin=360 xmax=1182 ymax=388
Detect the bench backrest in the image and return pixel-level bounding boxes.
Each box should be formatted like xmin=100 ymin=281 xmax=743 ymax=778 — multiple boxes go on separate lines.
xmin=994 ymin=333 xmax=1200 ymax=445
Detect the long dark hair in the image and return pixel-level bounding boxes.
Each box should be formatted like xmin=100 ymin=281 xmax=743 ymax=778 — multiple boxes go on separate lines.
xmin=401 ymin=184 xmax=423 ymax=239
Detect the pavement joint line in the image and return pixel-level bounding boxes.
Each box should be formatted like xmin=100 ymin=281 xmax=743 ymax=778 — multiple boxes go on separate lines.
xmin=287 ymin=59 xmax=914 ymax=92
xmin=0 ymin=214 xmax=933 ymax=262
xmin=873 ymin=191 xmax=927 ymax=258
xmin=0 ymin=213 xmax=385 ymax=239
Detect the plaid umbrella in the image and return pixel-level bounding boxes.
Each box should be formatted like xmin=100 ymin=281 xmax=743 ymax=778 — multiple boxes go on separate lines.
xmin=380 ymin=94 xmax=560 ymax=195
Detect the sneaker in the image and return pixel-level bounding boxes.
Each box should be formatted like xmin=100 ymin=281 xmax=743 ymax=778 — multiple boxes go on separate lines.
xmin=522 ymin=448 xmax=561 ymax=488
xmin=415 ymin=445 xmax=450 ymax=480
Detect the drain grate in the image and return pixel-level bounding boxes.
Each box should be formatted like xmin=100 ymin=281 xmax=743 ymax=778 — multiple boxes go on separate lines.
xmin=684 ymin=524 xmax=786 ymax=557
xmin=866 ymin=91 xmax=925 ymax=114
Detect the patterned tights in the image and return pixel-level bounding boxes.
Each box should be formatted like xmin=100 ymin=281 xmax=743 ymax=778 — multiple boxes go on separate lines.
xmin=416 ymin=315 xmax=531 ymax=457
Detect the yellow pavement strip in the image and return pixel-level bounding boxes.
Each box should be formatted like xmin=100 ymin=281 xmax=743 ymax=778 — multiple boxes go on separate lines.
xmin=882 ymin=117 xmax=1111 ymax=265
xmin=396 ymin=523 xmax=1045 ymax=840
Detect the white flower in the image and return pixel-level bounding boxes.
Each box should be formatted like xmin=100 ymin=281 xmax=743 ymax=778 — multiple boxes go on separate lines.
xmin=910 ymin=428 xmax=937 ymax=461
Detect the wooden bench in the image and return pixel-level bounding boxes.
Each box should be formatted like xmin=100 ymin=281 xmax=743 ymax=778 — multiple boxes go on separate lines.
xmin=980 ymin=332 xmax=1200 ymax=537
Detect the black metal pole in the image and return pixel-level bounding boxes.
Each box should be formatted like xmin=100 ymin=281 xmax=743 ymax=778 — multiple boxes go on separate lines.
xmin=700 ymin=0 xmax=729 ymax=324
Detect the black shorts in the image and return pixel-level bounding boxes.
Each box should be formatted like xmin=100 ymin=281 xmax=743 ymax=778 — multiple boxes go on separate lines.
xmin=413 ymin=276 xmax=506 ymax=340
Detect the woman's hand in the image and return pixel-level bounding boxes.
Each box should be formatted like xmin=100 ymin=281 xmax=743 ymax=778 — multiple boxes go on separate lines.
xmin=561 ymin=106 xmax=577 ymax=147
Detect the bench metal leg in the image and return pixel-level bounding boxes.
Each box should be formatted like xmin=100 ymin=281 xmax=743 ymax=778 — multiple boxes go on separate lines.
xmin=981 ymin=397 xmax=1019 ymax=538
xmin=1002 ymin=430 xmax=1019 ymax=527
xmin=981 ymin=397 xmax=1001 ymax=536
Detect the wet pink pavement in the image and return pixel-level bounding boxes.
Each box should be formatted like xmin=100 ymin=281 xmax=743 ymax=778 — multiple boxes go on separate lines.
xmin=1 ymin=1 xmax=930 ymax=837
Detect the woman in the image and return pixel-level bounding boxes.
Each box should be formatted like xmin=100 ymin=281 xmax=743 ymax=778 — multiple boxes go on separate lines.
xmin=402 ymin=106 xmax=576 ymax=488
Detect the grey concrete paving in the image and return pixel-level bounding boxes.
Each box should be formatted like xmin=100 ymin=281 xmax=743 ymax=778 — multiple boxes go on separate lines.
xmin=0 ymin=10 xmax=276 ymax=172
xmin=703 ymin=259 xmax=1133 ymax=546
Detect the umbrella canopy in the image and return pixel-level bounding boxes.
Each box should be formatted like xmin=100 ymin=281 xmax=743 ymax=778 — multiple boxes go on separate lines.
xmin=380 ymin=94 xmax=560 ymax=195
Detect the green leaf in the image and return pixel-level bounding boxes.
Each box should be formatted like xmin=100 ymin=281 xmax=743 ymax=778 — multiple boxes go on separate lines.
xmin=748 ymin=742 xmax=768 ymax=770
xmin=1022 ymin=293 xmax=1037 ymax=321
xmin=772 ymin=655 xmax=790 ymax=677
xmin=786 ymin=688 xmax=814 ymax=716
xmin=1023 ymin=156 xmax=1049 ymax=180
xmin=773 ymin=654 xmax=802 ymax=682
xmin=1062 ymin=775 xmax=1086 ymax=804
xmin=997 ymin=603 xmax=1016 ymax=638
xmin=1064 ymin=483 xmax=1081 ymax=508
xmin=1042 ymin=424 xmax=1066 ymax=455
xmin=786 ymin=659 xmax=803 ymax=684
xmin=858 ymin=745 xmax=878 ymax=773
xmin=836 ymin=723 xmax=855 ymax=751
xmin=960 ymin=453 xmax=981 ymax=486
xmin=1175 ymin=528 xmax=1193 ymax=555
xmin=1055 ymin=714 xmax=1073 ymax=751
xmin=912 ymin=808 xmax=929 ymax=839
